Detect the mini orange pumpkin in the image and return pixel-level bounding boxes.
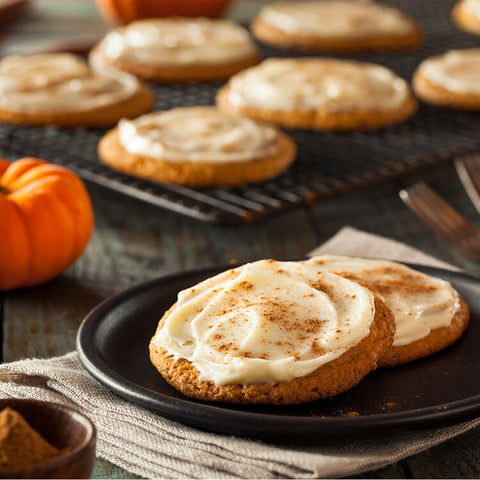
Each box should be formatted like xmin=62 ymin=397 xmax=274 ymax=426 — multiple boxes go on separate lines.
xmin=95 ymin=0 xmax=233 ymax=25
xmin=0 ymin=157 xmax=94 ymax=290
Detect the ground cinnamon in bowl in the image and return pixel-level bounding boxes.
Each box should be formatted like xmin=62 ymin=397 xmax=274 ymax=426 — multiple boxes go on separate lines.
xmin=0 ymin=407 xmax=61 ymax=468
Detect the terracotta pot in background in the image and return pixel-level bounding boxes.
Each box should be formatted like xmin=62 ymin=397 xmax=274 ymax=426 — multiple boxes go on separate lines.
xmin=95 ymin=0 xmax=234 ymax=25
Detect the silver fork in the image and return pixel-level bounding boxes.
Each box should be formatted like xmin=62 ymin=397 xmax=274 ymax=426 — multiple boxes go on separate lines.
xmin=399 ymin=181 xmax=480 ymax=261
xmin=454 ymin=154 xmax=480 ymax=215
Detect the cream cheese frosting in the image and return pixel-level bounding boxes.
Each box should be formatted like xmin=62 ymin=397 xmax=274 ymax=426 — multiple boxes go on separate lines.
xmin=417 ymin=49 xmax=480 ymax=94
xmin=151 ymin=259 xmax=376 ymax=385
xmin=460 ymin=0 xmax=480 ymax=19
xmin=305 ymin=255 xmax=461 ymax=347
xmin=118 ymin=107 xmax=280 ymax=163
xmin=0 ymin=53 xmax=140 ymax=112
xmin=258 ymin=1 xmax=416 ymax=37
xmin=225 ymin=58 xmax=410 ymax=112
xmin=98 ymin=17 xmax=258 ymax=66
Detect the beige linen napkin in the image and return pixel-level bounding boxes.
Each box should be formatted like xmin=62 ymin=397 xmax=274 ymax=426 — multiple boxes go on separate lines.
xmin=0 ymin=226 xmax=478 ymax=479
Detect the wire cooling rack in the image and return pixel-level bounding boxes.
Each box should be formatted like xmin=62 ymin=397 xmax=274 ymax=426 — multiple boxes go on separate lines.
xmin=1 ymin=0 xmax=480 ymax=225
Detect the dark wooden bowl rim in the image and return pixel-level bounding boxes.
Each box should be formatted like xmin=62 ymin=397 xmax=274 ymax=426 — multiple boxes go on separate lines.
xmin=0 ymin=398 xmax=96 ymax=474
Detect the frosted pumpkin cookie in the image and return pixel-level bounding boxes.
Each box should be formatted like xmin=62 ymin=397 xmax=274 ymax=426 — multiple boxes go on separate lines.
xmin=413 ymin=49 xmax=480 ymax=110
xmin=149 ymin=259 xmax=395 ymax=405
xmin=305 ymin=256 xmax=470 ymax=367
xmin=89 ymin=17 xmax=261 ymax=83
xmin=0 ymin=53 xmax=154 ymax=128
xmin=98 ymin=106 xmax=296 ymax=188
xmin=216 ymin=57 xmax=417 ymax=131
xmin=251 ymin=1 xmax=422 ymax=52
xmin=453 ymin=0 xmax=480 ymax=36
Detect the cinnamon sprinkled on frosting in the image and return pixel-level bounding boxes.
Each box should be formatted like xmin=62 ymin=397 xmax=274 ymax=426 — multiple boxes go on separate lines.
xmin=305 ymin=255 xmax=461 ymax=346
xmin=0 ymin=53 xmax=140 ymax=112
xmin=225 ymin=58 xmax=410 ymax=112
xmin=98 ymin=17 xmax=258 ymax=67
xmin=257 ymin=1 xmax=417 ymax=38
xmin=151 ymin=259 xmax=375 ymax=385
xmin=417 ymin=49 xmax=480 ymax=95
xmin=118 ymin=107 xmax=281 ymax=164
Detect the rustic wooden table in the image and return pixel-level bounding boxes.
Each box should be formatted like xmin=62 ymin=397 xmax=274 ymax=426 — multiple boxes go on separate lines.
xmin=2 ymin=1 xmax=480 ymax=478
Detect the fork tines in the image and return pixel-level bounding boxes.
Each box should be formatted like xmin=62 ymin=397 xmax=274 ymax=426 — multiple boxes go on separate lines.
xmin=455 ymin=154 xmax=480 ymax=215
xmin=400 ymin=181 xmax=480 ymax=261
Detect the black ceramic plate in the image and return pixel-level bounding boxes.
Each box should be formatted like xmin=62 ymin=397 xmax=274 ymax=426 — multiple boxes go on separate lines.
xmin=77 ymin=263 xmax=480 ymax=439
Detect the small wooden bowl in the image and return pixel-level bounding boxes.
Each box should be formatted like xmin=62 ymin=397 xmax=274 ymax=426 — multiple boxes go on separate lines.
xmin=0 ymin=399 xmax=96 ymax=479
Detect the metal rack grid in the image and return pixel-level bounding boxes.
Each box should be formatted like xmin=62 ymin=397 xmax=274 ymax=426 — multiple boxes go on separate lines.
xmin=0 ymin=0 xmax=479 ymax=225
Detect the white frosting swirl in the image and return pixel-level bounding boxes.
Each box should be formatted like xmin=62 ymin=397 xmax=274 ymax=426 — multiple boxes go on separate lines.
xmin=0 ymin=53 xmax=141 ymax=112
xmin=226 ymin=58 xmax=410 ymax=112
xmin=99 ymin=18 xmax=258 ymax=66
xmin=305 ymin=256 xmax=461 ymax=347
xmin=118 ymin=107 xmax=280 ymax=163
xmin=258 ymin=1 xmax=416 ymax=37
xmin=151 ymin=259 xmax=375 ymax=385
xmin=460 ymin=0 xmax=480 ymax=19
xmin=418 ymin=49 xmax=480 ymax=94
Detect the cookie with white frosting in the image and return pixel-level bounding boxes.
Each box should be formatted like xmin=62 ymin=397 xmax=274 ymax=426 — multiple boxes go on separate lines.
xmin=0 ymin=53 xmax=154 ymax=128
xmin=305 ymin=256 xmax=470 ymax=367
xmin=98 ymin=106 xmax=296 ymax=188
xmin=149 ymin=259 xmax=395 ymax=405
xmin=453 ymin=0 xmax=480 ymax=36
xmin=251 ymin=1 xmax=422 ymax=52
xmin=413 ymin=49 xmax=480 ymax=110
xmin=89 ymin=17 xmax=261 ymax=83
xmin=216 ymin=57 xmax=417 ymax=131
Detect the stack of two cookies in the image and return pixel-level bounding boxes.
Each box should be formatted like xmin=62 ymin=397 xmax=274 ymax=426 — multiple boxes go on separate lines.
xmin=149 ymin=256 xmax=469 ymax=405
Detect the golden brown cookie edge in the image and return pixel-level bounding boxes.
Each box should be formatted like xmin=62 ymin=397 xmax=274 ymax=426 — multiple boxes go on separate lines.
xmin=89 ymin=45 xmax=262 ymax=83
xmin=216 ymin=84 xmax=417 ymax=131
xmin=413 ymin=69 xmax=480 ymax=110
xmin=98 ymin=126 xmax=296 ymax=188
xmin=452 ymin=0 xmax=480 ymax=36
xmin=250 ymin=14 xmax=423 ymax=52
xmin=378 ymin=295 xmax=470 ymax=368
xmin=0 ymin=82 xmax=154 ymax=128
xmin=148 ymin=296 xmax=395 ymax=405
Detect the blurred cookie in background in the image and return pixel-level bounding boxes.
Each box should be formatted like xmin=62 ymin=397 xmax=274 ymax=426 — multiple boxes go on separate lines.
xmin=413 ymin=49 xmax=480 ymax=110
xmin=98 ymin=106 xmax=296 ymax=188
xmin=89 ymin=17 xmax=261 ymax=83
xmin=453 ymin=0 xmax=480 ymax=36
xmin=0 ymin=53 xmax=153 ymax=127
xmin=217 ymin=57 xmax=417 ymax=131
xmin=251 ymin=0 xmax=423 ymax=52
